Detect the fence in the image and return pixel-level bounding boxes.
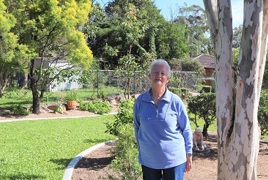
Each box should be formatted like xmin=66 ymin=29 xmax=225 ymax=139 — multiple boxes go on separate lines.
xmin=52 ymin=70 xmax=201 ymax=96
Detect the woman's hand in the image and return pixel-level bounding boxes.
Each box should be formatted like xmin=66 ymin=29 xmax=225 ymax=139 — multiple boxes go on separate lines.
xmin=185 ymin=154 xmax=192 ymax=172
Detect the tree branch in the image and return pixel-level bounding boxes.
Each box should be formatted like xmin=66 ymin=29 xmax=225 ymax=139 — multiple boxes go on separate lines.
xmin=203 ymin=0 xmax=218 ymax=47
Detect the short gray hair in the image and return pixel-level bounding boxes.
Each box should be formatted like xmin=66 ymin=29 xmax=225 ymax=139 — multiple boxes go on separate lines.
xmin=149 ymin=59 xmax=171 ymax=78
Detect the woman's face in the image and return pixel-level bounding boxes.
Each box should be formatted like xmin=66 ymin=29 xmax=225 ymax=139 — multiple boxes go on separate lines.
xmin=149 ymin=63 xmax=169 ymax=88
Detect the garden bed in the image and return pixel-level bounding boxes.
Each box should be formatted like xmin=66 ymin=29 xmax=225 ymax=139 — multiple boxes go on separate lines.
xmin=0 ymin=104 xmax=118 ymax=122
xmin=71 ymin=134 xmax=268 ymax=180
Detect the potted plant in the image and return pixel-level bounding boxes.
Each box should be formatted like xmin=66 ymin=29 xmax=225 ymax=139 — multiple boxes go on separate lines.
xmin=64 ymin=91 xmax=78 ymax=110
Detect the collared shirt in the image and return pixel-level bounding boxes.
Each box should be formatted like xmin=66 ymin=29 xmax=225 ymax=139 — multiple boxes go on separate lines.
xmin=133 ymin=88 xmax=193 ymax=169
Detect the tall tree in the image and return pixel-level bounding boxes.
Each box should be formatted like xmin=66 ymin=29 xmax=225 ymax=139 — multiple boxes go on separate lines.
xmin=0 ymin=0 xmax=31 ymax=96
xmin=107 ymin=0 xmax=153 ymax=97
xmin=98 ymin=0 xmax=157 ymax=67
xmin=6 ymin=0 xmax=93 ymax=114
xmin=0 ymin=0 xmax=16 ymax=96
xmin=84 ymin=2 xmax=110 ymax=69
xmin=86 ymin=0 xmax=161 ymax=97
xmin=176 ymin=4 xmax=212 ymax=56
xmin=0 ymin=0 xmax=18 ymax=97
xmin=86 ymin=0 xmax=190 ymax=69
xmin=155 ymin=21 xmax=189 ymax=60
xmin=203 ymin=0 xmax=268 ymax=179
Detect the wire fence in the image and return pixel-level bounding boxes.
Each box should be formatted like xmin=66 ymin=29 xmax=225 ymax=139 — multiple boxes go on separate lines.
xmin=50 ymin=70 xmax=201 ymax=96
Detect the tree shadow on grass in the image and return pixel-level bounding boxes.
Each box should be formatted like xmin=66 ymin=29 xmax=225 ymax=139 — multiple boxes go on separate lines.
xmin=0 ymin=173 xmax=46 ymax=179
xmin=83 ymin=138 xmax=112 ymax=144
xmin=50 ymin=158 xmax=73 ymax=170
xmin=0 ymin=101 xmax=32 ymax=107
xmin=75 ymin=156 xmax=114 ymax=170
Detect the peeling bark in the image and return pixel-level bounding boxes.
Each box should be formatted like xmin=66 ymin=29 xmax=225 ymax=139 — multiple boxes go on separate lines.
xmin=203 ymin=0 xmax=268 ymax=179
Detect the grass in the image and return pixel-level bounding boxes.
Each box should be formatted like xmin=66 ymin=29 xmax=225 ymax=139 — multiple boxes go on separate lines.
xmin=190 ymin=119 xmax=217 ymax=133
xmin=0 ymin=112 xmax=266 ymax=180
xmin=0 ymin=89 xmax=32 ymax=108
xmin=0 ymin=115 xmax=115 ymax=180
xmin=188 ymin=110 xmax=217 ymax=133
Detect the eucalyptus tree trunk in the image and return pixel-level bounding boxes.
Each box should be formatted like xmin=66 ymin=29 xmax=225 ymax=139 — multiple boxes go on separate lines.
xmin=203 ymin=0 xmax=268 ymax=179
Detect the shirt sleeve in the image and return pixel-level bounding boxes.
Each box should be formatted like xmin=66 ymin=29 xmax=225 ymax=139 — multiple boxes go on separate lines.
xmin=133 ymin=99 xmax=140 ymax=148
xmin=178 ymin=103 xmax=193 ymax=155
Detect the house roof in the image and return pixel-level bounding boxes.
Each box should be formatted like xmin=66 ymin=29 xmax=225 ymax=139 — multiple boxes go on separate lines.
xmin=192 ymin=54 xmax=216 ymax=69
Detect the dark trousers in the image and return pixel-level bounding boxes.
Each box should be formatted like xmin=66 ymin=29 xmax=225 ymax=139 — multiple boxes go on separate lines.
xmin=142 ymin=162 xmax=186 ymax=180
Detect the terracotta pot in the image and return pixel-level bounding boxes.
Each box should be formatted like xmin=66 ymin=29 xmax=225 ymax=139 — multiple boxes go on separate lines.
xmin=67 ymin=100 xmax=77 ymax=110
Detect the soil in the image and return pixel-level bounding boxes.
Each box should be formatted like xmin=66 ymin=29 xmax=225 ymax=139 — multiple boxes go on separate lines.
xmin=0 ymin=106 xmax=268 ymax=179
xmin=72 ymin=134 xmax=268 ymax=180
xmin=71 ymin=142 xmax=121 ymax=180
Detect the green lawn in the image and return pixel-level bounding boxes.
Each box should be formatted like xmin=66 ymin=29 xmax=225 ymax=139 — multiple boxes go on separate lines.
xmin=0 ymin=115 xmax=115 ymax=180
xmin=190 ymin=120 xmax=217 ymax=133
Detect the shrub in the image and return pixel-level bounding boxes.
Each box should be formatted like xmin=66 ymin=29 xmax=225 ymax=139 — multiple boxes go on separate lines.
xmin=105 ymin=98 xmax=134 ymax=136
xmin=111 ymin=124 xmax=142 ymax=179
xmin=105 ymin=98 xmax=142 ymax=179
xmin=200 ymin=85 xmax=212 ymax=93
xmin=79 ymin=100 xmax=89 ymax=111
xmin=11 ymin=104 xmax=29 ymax=116
xmin=187 ymin=93 xmax=216 ymax=137
xmin=3 ymin=89 xmax=32 ymax=100
xmin=79 ymin=100 xmax=111 ymax=115
xmin=169 ymin=87 xmax=180 ymax=95
xmin=258 ymin=90 xmax=268 ymax=136
xmin=169 ymin=87 xmax=191 ymax=100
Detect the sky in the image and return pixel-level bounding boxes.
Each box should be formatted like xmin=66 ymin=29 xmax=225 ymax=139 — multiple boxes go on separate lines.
xmin=95 ymin=0 xmax=243 ymax=27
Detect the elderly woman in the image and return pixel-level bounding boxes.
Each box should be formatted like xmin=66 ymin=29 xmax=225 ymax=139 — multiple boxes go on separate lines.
xmin=133 ymin=59 xmax=193 ymax=180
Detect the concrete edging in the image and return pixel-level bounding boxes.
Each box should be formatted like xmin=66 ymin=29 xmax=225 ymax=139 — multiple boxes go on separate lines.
xmin=0 ymin=112 xmax=118 ymax=123
xmin=62 ymin=140 xmax=115 ymax=180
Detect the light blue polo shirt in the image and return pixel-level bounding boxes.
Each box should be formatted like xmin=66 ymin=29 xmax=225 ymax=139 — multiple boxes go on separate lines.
xmin=133 ymin=88 xmax=193 ymax=169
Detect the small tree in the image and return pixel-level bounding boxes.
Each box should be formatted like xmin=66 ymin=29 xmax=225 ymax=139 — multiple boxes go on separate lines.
xmin=258 ymin=90 xmax=268 ymax=136
xmin=188 ymin=93 xmax=216 ymax=137
xmin=113 ymin=2 xmax=153 ymax=98
xmin=7 ymin=0 xmax=94 ymax=114
xmin=106 ymin=98 xmax=134 ymax=136
xmin=111 ymin=124 xmax=141 ymax=179
xmin=0 ymin=1 xmax=31 ymax=96
xmin=105 ymin=98 xmax=142 ymax=179
xmin=78 ymin=61 xmax=108 ymax=98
